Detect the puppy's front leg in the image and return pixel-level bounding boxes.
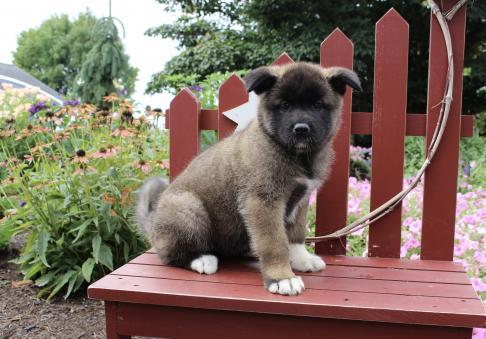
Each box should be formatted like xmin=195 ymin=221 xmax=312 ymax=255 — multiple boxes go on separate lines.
xmin=287 ymin=201 xmax=326 ymax=273
xmin=242 ymin=195 xmax=304 ymax=296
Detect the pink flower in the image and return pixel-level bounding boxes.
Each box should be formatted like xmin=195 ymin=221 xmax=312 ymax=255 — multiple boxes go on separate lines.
xmin=463 ymin=214 xmax=477 ymax=225
xmin=134 ymin=160 xmax=151 ymax=174
xmin=348 ymin=197 xmax=362 ymax=216
xmin=454 ymin=239 xmax=468 ymax=257
xmin=473 ymin=327 xmax=486 ymax=339
xmin=156 ymin=159 xmax=169 ymax=170
xmin=91 ymin=147 xmax=117 ymax=159
xmin=473 ymin=251 xmax=486 ymax=265
xmin=401 ymin=233 xmax=420 ymax=253
xmin=308 ymin=190 xmax=317 ymax=206
xmin=408 ymin=219 xmax=421 ymax=234
xmin=453 ymin=258 xmax=470 ymax=270
xmin=471 ymin=278 xmax=486 ymax=292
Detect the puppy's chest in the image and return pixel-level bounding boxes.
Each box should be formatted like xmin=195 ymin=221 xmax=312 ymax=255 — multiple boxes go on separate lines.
xmin=285 ymin=178 xmax=321 ymax=222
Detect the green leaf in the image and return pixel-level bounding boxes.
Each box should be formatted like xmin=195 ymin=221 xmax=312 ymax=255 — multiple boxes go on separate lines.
xmin=47 ymin=192 xmax=65 ymax=200
xmin=47 ymin=271 xmax=75 ymax=301
xmin=98 ymin=244 xmax=113 ymax=271
xmin=81 ymin=258 xmax=96 ymax=282
xmin=62 ymin=196 xmax=71 ymax=209
xmin=74 ymin=272 xmax=85 ymax=291
xmin=35 ymin=271 xmax=55 ymax=287
xmin=25 ymin=261 xmax=44 ymax=279
xmin=72 ymin=218 xmax=94 ymax=243
xmin=64 ymin=272 xmax=78 ymax=299
xmin=55 ymin=234 xmax=64 ymax=246
xmin=123 ymin=241 xmax=129 ymax=262
xmin=92 ymin=234 xmax=101 ymax=263
xmin=37 ymin=231 xmax=50 ymax=268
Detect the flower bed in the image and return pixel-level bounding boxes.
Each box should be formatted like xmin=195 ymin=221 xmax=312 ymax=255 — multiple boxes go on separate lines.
xmin=0 ymin=84 xmax=168 ymax=299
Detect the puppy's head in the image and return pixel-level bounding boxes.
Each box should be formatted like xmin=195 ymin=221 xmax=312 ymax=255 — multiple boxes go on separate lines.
xmin=245 ymin=62 xmax=361 ymax=154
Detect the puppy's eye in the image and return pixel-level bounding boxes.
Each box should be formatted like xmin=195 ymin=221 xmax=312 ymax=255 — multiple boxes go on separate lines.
xmin=312 ymin=102 xmax=325 ymax=110
xmin=280 ymin=101 xmax=291 ymax=111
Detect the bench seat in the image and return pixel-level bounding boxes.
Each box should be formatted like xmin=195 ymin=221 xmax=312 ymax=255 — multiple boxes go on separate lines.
xmin=88 ymin=250 xmax=486 ymax=338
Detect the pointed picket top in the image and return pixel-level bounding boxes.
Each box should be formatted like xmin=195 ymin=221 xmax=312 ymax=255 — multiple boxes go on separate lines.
xmin=218 ymin=73 xmax=248 ymax=139
xmin=219 ymin=73 xmax=247 ymax=98
xmin=376 ymin=8 xmax=409 ymax=31
xmin=171 ymin=87 xmax=200 ymax=106
xmin=321 ymin=28 xmax=353 ymax=55
xmin=272 ymin=52 xmax=295 ymax=66
xmin=169 ymin=87 xmax=200 ymax=181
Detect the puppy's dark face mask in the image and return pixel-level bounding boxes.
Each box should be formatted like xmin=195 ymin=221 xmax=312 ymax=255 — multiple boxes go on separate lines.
xmin=245 ymin=63 xmax=361 ymax=155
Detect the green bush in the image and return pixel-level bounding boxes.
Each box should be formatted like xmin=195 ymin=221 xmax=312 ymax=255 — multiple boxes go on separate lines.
xmin=0 ymin=87 xmax=169 ymax=299
xmin=0 ymin=197 xmax=21 ymax=250
xmin=398 ymin=134 xmax=485 ymax=185
xmin=404 ymin=136 xmax=426 ymax=177
xmin=476 ymin=111 xmax=486 ymax=137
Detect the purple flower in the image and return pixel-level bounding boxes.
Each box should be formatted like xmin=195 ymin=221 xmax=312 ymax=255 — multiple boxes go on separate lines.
xmin=117 ymin=89 xmax=128 ymax=96
xmin=63 ymin=100 xmax=80 ymax=106
xmin=19 ymin=201 xmax=26 ymax=208
xmin=28 ymin=101 xmax=48 ymax=115
xmin=473 ymin=327 xmax=486 ymax=339
xmin=471 ymin=277 xmax=486 ymax=292
xmin=189 ymin=85 xmax=203 ymax=93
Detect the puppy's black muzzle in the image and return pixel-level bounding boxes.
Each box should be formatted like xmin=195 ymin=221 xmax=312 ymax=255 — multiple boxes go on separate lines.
xmin=293 ymin=123 xmax=311 ymax=136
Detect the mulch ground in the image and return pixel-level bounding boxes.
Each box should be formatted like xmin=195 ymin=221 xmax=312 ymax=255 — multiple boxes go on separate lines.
xmin=0 ymin=241 xmax=106 ymax=338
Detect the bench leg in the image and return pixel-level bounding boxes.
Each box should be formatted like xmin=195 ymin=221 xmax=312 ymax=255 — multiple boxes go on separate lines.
xmin=105 ymin=302 xmax=131 ymax=339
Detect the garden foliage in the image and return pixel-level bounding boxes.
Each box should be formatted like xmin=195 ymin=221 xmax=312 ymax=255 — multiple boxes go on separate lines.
xmin=0 ymin=84 xmax=168 ymax=299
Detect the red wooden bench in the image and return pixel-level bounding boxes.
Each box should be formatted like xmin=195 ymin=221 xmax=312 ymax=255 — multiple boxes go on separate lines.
xmin=89 ymin=2 xmax=486 ymax=338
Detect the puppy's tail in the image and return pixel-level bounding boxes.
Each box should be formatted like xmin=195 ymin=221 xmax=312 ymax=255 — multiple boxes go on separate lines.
xmin=135 ymin=177 xmax=168 ymax=237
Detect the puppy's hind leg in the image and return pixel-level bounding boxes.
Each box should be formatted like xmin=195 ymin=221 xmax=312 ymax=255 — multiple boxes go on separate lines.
xmin=151 ymin=191 xmax=218 ymax=274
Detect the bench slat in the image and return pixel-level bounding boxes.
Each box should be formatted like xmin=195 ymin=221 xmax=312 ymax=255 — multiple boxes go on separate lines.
xmin=143 ymin=251 xmax=465 ymax=272
xmin=88 ymin=274 xmax=486 ymax=328
xmin=132 ymin=254 xmax=470 ymax=284
xmin=113 ymin=263 xmax=478 ymax=299
xmin=316 ymin=28 xmax=353 ymax=255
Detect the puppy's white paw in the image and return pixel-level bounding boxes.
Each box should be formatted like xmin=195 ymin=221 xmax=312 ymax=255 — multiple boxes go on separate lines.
xmin=289 ymin=243 xmax=326 ymax=272
xmin=267 ymin=276 xmax=305 ymax=296
xmin=190 ymin=255 xmax=218 ymax=274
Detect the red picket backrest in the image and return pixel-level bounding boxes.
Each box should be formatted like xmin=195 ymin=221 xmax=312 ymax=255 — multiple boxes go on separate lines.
xmin=166 ymin=2 xmax=471 ymax=261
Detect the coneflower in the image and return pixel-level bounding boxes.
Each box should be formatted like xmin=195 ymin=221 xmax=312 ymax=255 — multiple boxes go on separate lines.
xmin=134 ymin=159 xmax=151 ymax=174
xmin=103 ymin=93 xmax=119 ymax=103
xmin=72 ymin=149 xmax=89 ymax=164
xmin=112 ymin=125 xmax=135 ymax=137
xmin=91 ymin=146 xmax=117 ymax=159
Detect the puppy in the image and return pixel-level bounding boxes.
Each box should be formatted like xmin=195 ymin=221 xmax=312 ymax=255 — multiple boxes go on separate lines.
xmin=136 ymin=62 xmax=361 ymax=295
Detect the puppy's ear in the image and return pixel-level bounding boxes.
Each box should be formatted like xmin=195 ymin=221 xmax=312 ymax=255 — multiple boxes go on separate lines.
xmin=244 ymin=67 xmax=278 ymax=95
xmin=325 ymin=67 xmax=362 ymax=96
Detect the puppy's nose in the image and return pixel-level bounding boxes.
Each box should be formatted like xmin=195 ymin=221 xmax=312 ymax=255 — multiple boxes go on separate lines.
xmin=293 ymin=123 xmax=310 ymax=135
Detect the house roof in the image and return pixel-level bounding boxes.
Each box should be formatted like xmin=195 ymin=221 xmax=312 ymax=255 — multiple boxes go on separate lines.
xmin=0 ymin=63 xmax=63 ymax=104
